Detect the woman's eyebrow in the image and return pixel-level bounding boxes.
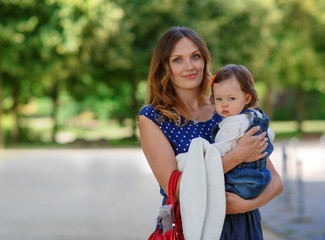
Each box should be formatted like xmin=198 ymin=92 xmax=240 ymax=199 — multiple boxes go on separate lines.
xmin=171 ymin=54 xmax=182 ymax=57
xmin=171 ymin=50 xmax=200 ymax=57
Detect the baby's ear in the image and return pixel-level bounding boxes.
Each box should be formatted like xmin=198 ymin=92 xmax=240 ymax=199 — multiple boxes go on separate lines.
xmin=245 ymin=94 xmax=252 ymax=104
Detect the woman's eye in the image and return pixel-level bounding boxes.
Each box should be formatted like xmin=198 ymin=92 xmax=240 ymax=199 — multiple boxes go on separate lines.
xmin=193 ymin=54 xmax=200 ymax=60
xmin=173 ymin=58 xmax=181 ymax=63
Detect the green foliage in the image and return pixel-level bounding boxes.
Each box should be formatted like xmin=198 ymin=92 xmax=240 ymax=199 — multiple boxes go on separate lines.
xmin=1 ymin=0 xmax=325 ymax=145
xmin=303 ymin=90 xmax=325 ymax=120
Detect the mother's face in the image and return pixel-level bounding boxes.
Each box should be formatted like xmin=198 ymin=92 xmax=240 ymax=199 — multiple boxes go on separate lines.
xmin=168 ymin=37 xmax=205 ymax=92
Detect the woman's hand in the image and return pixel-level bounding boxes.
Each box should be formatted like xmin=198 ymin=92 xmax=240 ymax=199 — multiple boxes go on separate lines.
xmin=236 ymin=126 xmax=268 ymax=163
xmin=221 ymin=126 xmax=268 ymax=173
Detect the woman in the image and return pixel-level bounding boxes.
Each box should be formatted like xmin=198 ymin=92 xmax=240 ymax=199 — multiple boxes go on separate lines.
xmin=138 ymin=26 xmax=283 ymax=239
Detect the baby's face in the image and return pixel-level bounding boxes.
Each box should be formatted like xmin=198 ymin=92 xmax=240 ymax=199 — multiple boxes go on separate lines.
xmin=212 ymin=77 xmax=251 ymax=118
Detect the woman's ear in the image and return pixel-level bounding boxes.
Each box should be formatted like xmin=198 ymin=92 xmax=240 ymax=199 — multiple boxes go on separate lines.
xmin=245 ymin=94 xmax=252 ymax=104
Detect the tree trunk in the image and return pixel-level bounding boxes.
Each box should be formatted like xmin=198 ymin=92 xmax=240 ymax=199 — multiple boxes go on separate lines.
xmin=263 ymin=82 xmax=274 ymax=120
xmin=50 ymin=81 xmax=59 ymax=143
xmin=296 ymin=85 xmax=305 ymax=133
xmin=0 ymin=70 xmax=4 ymax=148
xmin=130 ymin=75 xmax=139 ymax=139
xmin=11 ymin=79 xmax=20 ymax=144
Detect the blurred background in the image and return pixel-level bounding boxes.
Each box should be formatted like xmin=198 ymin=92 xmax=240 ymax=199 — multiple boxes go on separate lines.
xmin=0 ymin=0 xmax=325 ymax=148
xmin=0 ymin=0 xmax=325 ymax=239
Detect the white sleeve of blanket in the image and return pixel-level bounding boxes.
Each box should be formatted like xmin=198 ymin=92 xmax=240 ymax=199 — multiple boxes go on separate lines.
xmin=268 ymin=127 xmax=275 ymax=142
xmin=213 ymin=115 xmax=250 ymax=156
xmin=255 ymin=109 xmax=275 ymax=143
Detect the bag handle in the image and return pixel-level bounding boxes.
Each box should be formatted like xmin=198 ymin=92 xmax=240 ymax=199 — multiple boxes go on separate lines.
xmin=167 ymin=170 xmax=182 ymax=221
xmin=168 ymin=170 xmax=183 ymax=239
xmin=168 ymin=170 xmax=181 ymax=205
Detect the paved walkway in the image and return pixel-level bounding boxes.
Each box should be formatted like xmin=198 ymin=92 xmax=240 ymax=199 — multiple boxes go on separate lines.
xmin=261 ymin=140 xmax=325 ymax=240
xmin=0 ymin=142 xmax=323 ymax=239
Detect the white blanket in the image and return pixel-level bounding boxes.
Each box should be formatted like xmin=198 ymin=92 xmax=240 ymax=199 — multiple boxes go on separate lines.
xmin=176 ymin=137 xmax=226 ymax=240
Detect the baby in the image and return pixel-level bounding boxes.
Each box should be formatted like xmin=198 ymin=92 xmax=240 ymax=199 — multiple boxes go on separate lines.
xmin=210 ymin=64 xmax=275 ymax=199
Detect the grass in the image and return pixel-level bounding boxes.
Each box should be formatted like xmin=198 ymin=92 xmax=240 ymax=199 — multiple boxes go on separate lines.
xmin=2 ymin=118 xmax=325 ymax=148
xmin=270 ymin=120 xmax=325 ymax=141
xmin=270 ymin=120 xmax=325 ymax=134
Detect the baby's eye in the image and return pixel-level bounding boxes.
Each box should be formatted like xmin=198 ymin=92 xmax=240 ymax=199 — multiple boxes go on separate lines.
xmin=215 ymin=98 xmax=222 ymax=102
xmin=229 ymin=97 xmax=236 ymax=101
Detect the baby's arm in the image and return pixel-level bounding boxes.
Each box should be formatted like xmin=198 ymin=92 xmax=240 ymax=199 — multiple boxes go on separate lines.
xmin=213 ymin=115 xmax=250 ymax=156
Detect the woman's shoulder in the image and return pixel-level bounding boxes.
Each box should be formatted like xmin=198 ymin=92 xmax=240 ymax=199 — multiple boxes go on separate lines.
xmin=139 ymin=104 xmax=159 ymax=114
xmin=208 ymin=111 xmax=222 ymax=124
xmin=139 ymin=104 xmax=154 ymax=114
xmin=138 ymin=104 xmax=162 ymax=121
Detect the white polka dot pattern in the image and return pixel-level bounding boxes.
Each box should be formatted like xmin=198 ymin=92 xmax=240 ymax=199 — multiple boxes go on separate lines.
xmin=139 ymin=105 xmax=221 ymax=155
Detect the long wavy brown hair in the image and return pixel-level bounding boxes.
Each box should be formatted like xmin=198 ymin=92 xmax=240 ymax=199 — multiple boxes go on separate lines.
xmin=147 ymin=26 xmax=212 ymax=125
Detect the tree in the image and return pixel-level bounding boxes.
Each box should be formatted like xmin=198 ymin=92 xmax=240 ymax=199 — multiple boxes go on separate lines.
xmin=0 ymin=68 xmax=3 ymax=148
xmin=1 ymin=0 xmax=325 ymax=146
xmin=0 ymin=1 xmax=40 ymax=143
xmin=274 ymin=0 xmax=325 ymax=131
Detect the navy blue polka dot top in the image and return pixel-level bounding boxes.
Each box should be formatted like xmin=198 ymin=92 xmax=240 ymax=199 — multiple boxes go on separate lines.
xmin=138 ymin=105 xmax=222 ymax=155
xmin=139 ymin=105 xmax=222 ymax=197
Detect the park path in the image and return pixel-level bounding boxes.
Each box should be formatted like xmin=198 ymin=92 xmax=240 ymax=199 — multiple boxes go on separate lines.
xmin=0 ymin=149 xmax=161 ymax=240
xmin=0 ymin=144 xmax=323 ymax=240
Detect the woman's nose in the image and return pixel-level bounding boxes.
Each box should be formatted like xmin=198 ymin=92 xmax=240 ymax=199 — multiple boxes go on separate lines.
xmin=185 ymin=59 xmax=194 ymax=70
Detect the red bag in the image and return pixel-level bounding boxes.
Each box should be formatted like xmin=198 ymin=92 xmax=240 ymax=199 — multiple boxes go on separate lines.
xmin=148 ymin=171 xmax=184 ymax=240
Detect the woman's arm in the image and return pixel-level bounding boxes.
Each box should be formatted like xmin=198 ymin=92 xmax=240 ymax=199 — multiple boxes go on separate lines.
xmin=249 ymin=158 xmax=283 ymax=208
xmin=222 ymin=126 xmax=269 ymax=173
xmin=225 ymin=158 xmax=283 ymax=214
xmin=138 ymin=115 xmax=180 ymax=200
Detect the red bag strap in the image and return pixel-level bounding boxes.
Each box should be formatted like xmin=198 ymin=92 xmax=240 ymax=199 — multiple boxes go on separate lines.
xmin=168 ymin=170 xmax=183 ymax=237
xmin=168 ymin=170 xmax=182 ymax=206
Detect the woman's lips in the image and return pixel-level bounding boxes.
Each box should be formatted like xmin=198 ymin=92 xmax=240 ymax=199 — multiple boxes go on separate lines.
xmin=183 ymin=73 xmax=197 ymax=78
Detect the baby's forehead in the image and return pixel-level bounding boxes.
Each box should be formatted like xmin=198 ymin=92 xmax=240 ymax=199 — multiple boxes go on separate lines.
xmin=213 ymin=78 xmax=242 ymax=92
xmin=222 ymin=76 xmax=240 ymax=84
xmin=214 ymin=91 xmax=241 ymax=97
